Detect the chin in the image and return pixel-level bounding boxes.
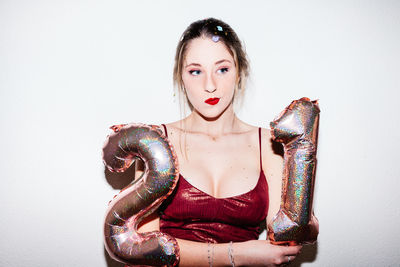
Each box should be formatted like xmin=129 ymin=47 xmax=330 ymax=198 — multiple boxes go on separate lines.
xmin=196 ymin=108 xmax=226 ymax=120
xmin=192 ymin=99 xmax=232 ymax=119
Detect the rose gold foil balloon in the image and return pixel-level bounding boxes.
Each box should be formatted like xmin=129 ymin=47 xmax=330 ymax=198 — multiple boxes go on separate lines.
xmin=102 ymin=123 xmax=180 ymax=266
xmin=268 ymin=97 xmax=320 ymax=245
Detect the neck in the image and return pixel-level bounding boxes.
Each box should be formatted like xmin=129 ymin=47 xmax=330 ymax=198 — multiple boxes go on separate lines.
xmin=183 ymin=102 xmax=239 ymax=138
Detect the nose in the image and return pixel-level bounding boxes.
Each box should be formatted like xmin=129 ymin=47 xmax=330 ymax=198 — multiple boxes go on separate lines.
xmin=204 ymin=73 xmax=216 ymax=93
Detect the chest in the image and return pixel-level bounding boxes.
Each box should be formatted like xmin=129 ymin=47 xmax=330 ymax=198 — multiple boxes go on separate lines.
xmin=170 ymin=131 xmax=261 ymax=199
xmin=159 ymin=170 xmax=269 ymax=226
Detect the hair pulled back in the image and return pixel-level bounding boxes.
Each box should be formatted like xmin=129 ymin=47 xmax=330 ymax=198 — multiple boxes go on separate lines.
xmin=173 ymin=17 xmax=250 ymax=112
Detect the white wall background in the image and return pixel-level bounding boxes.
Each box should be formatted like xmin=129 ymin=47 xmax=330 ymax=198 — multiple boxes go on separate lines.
xmin=1 ymin=0 xmax=399 ymax=266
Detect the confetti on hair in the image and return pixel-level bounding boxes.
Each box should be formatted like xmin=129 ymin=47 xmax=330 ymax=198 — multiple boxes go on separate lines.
xmin=211 ymin=35 xmax=220 ymax=42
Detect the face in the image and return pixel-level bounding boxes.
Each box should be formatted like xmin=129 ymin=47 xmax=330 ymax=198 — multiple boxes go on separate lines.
xmin=181 ymin=36 xmax=238 ymax=119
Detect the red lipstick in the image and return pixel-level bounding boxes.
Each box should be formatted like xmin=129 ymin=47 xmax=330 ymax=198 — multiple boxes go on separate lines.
xmin=205 ymin=97 xmax=220 ymax=105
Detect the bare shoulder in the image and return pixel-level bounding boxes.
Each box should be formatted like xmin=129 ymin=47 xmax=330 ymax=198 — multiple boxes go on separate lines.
xmin=259 ymin=127 xmax=284 ymax=180
xmin=157 ymin=121 xmax=184 ymax=136
xmin=236 ymin=122 xmax=283 ymax=184
xmin=156 ymin=122 xmax=176 ymax=138
xmin=230 ymin=119 xmax=259 ymax=135
xmin=259 ymin=127 xmax=275 ymax=156
xmin=259 ymin=127 xmax=284 ymax=224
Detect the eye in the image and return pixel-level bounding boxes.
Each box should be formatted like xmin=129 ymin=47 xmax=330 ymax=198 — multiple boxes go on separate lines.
xmin=189 ymin=70 xmax=201 ymax=76
xmin=218 ymin=67 xmax=229 ymax=74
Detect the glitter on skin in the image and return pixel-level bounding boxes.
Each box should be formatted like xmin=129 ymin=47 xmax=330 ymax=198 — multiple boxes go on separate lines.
xmin=267 ymin=98 xmax=320 ymax=245
xmin=102 ymin=123 xmax=180 ymax=266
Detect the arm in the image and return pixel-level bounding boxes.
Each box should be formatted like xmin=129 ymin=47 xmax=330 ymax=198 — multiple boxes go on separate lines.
xmin=133 ymin=127 xmax=301 ymax=267
xmin=135 ymin=163 xmax=236 ymax=266
xmin=137 ymin=216 xmax=299 ymax=267
xmin=260 ymin=128 xmax=284 ymax=226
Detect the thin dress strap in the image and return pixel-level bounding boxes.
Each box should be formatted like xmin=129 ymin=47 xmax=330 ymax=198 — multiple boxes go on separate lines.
xmin=161 ymin=124 xmax=168 ymax=137
xmin=258 ymin=127 xmax=262 ymax=170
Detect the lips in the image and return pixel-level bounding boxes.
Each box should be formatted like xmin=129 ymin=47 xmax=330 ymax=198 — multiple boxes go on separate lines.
xmin=205 ymin=98 xmax=220 ymax=105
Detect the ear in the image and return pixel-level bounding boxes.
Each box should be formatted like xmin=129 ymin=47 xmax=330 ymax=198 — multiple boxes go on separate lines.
xmin=236 ymin=75 xmax=241 ymax=89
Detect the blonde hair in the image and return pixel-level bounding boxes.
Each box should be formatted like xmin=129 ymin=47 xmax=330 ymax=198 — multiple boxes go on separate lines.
xmin=173 ymin=17 xmax=250 ymax=116
xmin=171 ymin=18 xmax=251 ymax=160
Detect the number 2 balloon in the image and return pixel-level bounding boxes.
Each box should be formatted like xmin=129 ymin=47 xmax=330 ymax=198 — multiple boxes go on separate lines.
xmin=102 ymin=123 xmax=180 ymax=266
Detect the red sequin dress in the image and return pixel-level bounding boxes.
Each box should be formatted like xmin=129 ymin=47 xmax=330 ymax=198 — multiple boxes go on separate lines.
xmin=158 ymin=124 xmax=269 ymax=243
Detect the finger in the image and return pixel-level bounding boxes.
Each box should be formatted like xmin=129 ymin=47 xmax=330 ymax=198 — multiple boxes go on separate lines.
xmin=282 ymin=245 xmax=302 ymax=255
xmin=279 ymin=255 xmax=295 ymax=266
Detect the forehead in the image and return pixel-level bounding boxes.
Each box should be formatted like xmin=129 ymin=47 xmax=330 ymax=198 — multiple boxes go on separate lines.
xmin=184 ymin=37 xmax=234 ymax=65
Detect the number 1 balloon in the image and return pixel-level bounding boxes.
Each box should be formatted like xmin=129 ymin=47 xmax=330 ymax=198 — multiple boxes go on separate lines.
xmin=102 ymin=123 xmax=180 ymax=266
xmin=268 ymin=97 xmax=320 ymax=245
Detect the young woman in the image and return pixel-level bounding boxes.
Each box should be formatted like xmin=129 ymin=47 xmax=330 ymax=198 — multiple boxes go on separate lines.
xmin=135 ymin=18 xmax=302 ymax=266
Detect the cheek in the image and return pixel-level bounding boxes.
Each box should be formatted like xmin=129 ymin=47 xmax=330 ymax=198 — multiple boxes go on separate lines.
xmin=186 ymin=89 xmax=201 ymax=104
xmin=182 ymin=72 xmax=201 ymax=90
xmin=183 ymin=83 xmax=203 ymax=106
xmin=182 ymin=76 xmax=204 ymax=101
xmin=218 ymin=73 xmax=237 ymax=92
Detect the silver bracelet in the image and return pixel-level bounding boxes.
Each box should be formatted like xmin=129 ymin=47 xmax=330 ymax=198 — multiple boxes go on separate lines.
xmin=228 ymin=241 xmax=235 ymax=267
xmin=207 ymin=242 xmax=214 ymax=267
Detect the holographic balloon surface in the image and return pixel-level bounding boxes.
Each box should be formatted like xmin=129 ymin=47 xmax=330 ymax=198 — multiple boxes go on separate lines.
xmin=102 ymin=123 xmax=180 ymax=266
xmin=268 ymin=97 xmax=320 ymax=245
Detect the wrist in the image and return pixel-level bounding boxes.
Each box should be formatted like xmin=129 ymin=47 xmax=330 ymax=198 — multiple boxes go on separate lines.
xmin=228 ymin=241 xmax=235 ymax=267
xmin=229 ymin=241 xmax=246 ymax=267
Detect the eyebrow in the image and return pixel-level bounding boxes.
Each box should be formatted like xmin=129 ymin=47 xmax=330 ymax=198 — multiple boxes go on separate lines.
xmin=185 ymin=59 xmax=232 ymax=68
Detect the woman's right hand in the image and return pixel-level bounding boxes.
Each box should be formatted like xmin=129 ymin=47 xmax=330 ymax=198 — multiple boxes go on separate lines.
xmin=235 ymin=239 xmax=302 ymax=266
